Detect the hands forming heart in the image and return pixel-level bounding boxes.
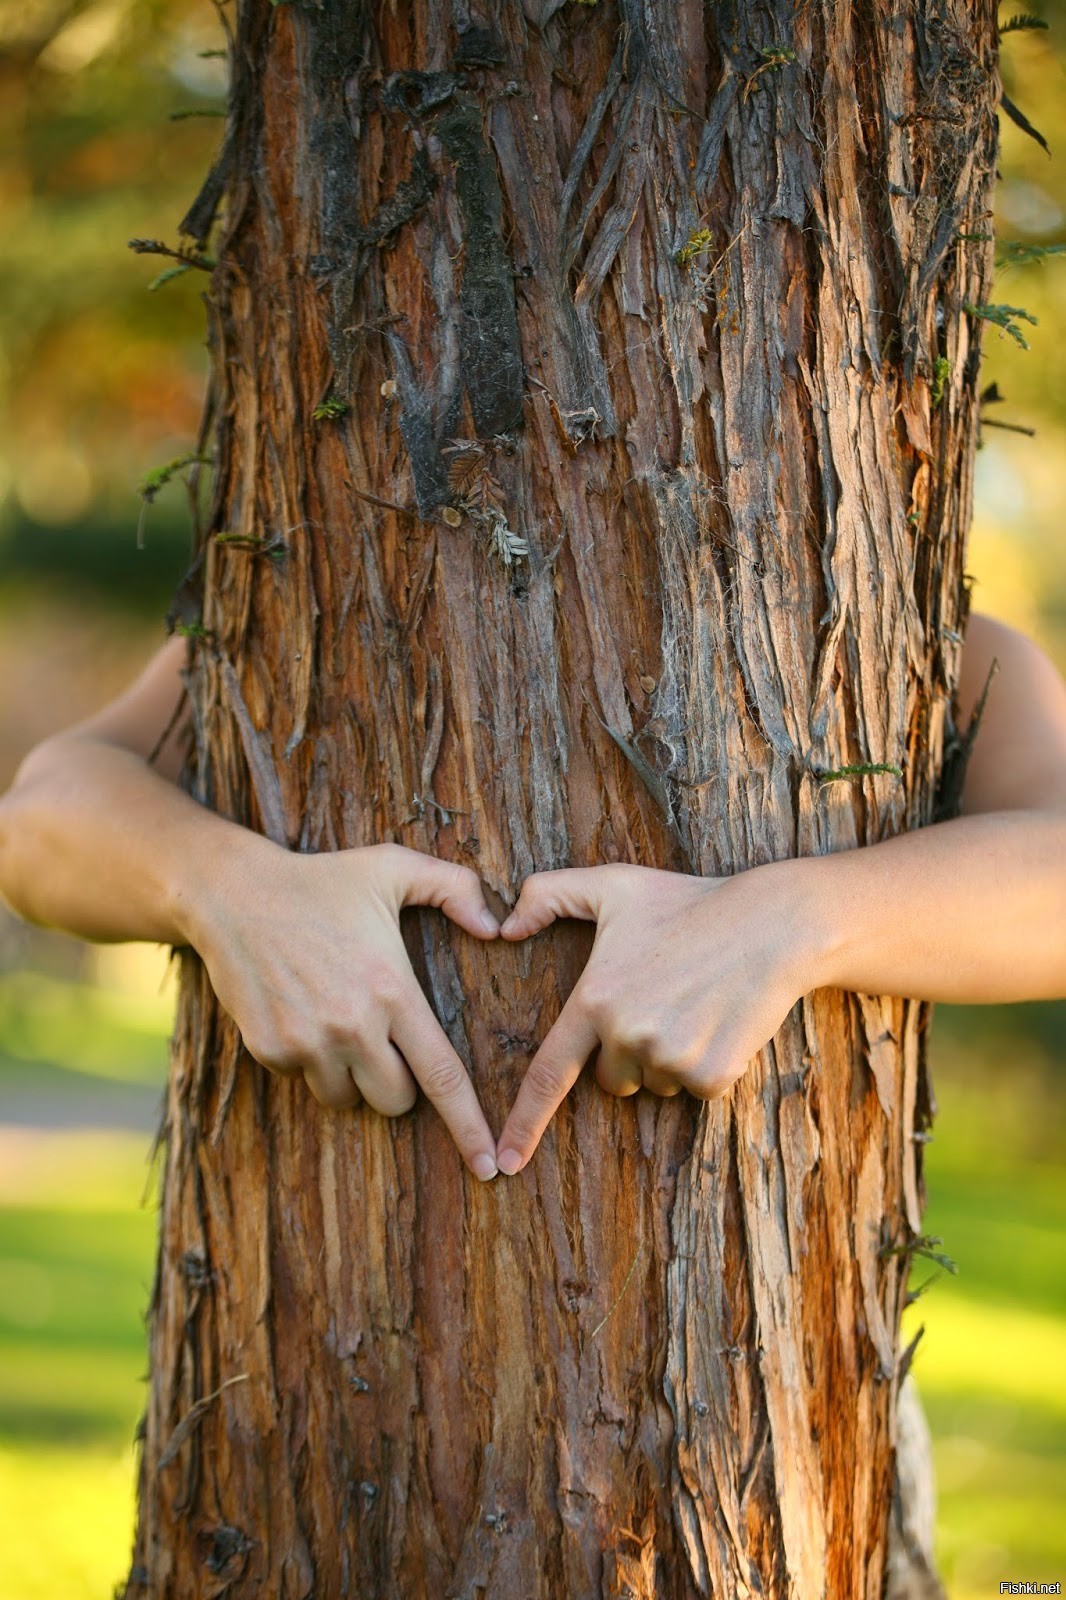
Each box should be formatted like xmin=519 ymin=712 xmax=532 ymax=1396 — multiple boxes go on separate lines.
xmin=194 ymin=841 xmax=822 ymax=1181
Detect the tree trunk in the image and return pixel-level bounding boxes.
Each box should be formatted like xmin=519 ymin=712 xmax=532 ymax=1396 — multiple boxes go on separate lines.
xmin=126 ymin=3 xmax=998 ymax=1595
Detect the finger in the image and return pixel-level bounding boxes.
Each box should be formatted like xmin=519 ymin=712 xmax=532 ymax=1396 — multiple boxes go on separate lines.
xmin=495 ymin=997 xmax=601 ymax=1173
xmin=387 ymin=846 xmax=501 ymax=938
xmin=303 ymin=1063 xmax=363 ymax=1111
xmin=348 ymin=1040 xmax=418 ymax=1117
xmin=640 ymin=1064 xmax=683 ymax=1097
xmin=390 ymin=992 xmax=499 ymax=1181
xmin=680 ymin=1067 xmax=744 ymax=1102
xmin=669 ymin=1043 xmax=748 ymax=1102
xmin=499 ymin=868 xmax=607 ymax=940
xmin=593 ymin=1042 xmax=643 ymax=1098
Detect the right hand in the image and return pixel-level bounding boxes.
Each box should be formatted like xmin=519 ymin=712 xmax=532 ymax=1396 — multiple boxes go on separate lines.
xmin=181 ymin=838 xmax=501 ymax=1180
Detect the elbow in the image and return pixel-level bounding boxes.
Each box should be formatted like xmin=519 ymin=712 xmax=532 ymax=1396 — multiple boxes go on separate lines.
xmin=0 ymin=783 xmax=36 ymax=925
xmin=0 ymin=736 xmax=71 ymax=925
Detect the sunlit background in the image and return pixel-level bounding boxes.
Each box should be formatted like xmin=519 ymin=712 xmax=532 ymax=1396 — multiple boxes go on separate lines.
xmin=0 ymin=3 xmax=1063 ymax=1596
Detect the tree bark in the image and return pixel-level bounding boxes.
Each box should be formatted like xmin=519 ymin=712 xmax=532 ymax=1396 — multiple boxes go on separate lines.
xmin=126 ymin=3 xmax=998 ymax=1595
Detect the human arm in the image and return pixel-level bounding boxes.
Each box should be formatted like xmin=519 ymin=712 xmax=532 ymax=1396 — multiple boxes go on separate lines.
xmin=493 ymin=614 xmax=1066 ymax=1174
xmin=0 ymin=638 xmax=501 ymax=1178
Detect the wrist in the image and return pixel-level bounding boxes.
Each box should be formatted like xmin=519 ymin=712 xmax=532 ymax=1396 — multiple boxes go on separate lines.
xmin=166 ymin=817 xmax=285 ymax=950
xmin=759 ymin=852 xmax=850 ymax=996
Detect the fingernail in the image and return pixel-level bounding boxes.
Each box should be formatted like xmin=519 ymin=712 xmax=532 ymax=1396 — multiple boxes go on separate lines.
xmin=480 ymin=910 xmax=500 ymax=935
xmin=473 ymin=1153 xmax=498 ymax=1182
xmin=499 ymin=914 xmax=516 ymax=935
xmin=497 ymin=1148 xmax=523 ymax=1176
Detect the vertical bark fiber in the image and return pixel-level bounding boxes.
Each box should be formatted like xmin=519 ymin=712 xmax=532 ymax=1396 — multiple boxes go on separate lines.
xmin=128 ymin=3 xmax=998 ymax=1595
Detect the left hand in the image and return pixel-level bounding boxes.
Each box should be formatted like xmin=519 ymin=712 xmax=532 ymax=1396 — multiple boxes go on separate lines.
xmin=494 ymin=861 xmax=824 ymax=1173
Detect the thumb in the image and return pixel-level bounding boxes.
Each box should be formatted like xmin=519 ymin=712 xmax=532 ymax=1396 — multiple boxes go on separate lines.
xmin=500 ymin=868 xmax=607 ymax=941
xmin=389 ymin=847 xmax=500 ymax=938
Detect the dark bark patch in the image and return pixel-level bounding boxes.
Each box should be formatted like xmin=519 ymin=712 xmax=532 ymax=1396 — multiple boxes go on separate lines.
xmin=432 ymin=93 xmax=525 ymax=437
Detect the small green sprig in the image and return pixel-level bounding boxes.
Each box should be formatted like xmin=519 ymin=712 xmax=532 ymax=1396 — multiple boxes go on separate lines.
xmin=136 ymin=452 xmax=212 ymax=550
xmin=931 ymin=355 xmax=950 ymax=409
xmin=999 ymin=13 xmax=1049 ymax=35
xmin=881 ymin=1233 xmax=958 ymax=1275
xmin=757 ymin=45 xmax=796 ymax=66
xmin=214 ymin=531 xmax=286 ymax=560
xmin=128 ymin=237 xmax=215 ymax=274
xmin=996 ymin=240 xmax=1066 ymax=268
xmin=139 ymin=453 xmax=212 ymax=500
xmin=313 ymin=398 xmax=349 ymax=421
xmin=815 ymin=762 xmax=903 ymax=784
xmin=676 ymin=228 xmax=713 ymax=268
xmin=147 ymin=263 xmax=193 ymax=291
xmin=964 ymin=301 xmax=1039 ymax=349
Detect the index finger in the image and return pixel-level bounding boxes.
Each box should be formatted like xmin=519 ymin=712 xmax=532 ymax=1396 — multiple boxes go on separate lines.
xmin=390 ymin=991 xmax=499 ymax=1182
xmin=495 ymin=995 xmax=600 ymax=1174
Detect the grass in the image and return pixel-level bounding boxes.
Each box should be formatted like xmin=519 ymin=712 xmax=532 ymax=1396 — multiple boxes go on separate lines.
xmin=904 ymin=1003 xmax=1066 ymax=1598
xmin=0 ymin=988 xmax=1062 ymax=1598
xmin=0 ymin=1442 xmax=140 ymax=1600
xmin=0 ymin=1134 xmax=156 ymax=1600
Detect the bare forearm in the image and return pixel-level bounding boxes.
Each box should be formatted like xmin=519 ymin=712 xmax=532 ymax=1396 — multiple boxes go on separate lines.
xmin=804 ymin=810 xmax=1066 ymax=1003
xmin=0 ymin=735 xmax=264 ymax=945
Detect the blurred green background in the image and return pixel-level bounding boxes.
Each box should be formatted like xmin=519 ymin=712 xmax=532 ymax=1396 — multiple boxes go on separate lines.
xmin=0 ymin=2 xmax=1063 ymax=1596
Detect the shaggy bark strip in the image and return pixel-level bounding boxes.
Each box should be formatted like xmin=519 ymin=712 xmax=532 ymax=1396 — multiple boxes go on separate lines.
xmin=127 ymin=3 xmax=997 ymax=1596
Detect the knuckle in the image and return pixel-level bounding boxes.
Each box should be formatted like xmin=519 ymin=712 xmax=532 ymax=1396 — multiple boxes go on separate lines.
xmin=523 ymin=1053 xmax=565 ymax=1105
xmin=239 ymin=1027 xmax=270 ymax=1065
xmin=271 ymin=1020 xmax=318 ymax=1066
xmin=647 ymin=1035 xmax=702 ymax=1078
xmin=690 ymin=1059 xmax=744 ymax=1101
xmin=324 ymin=1001 xmax=371 ymax=1049
xmin=418 ymin=1055 xmax=464 ymax=1101
xmin=453 ymin=1117 xmax=487 ymax=1152
xmin=244 ymin=1021 xmax=308 ymax=1075
xmin=611 ymin=1014 xmax=657 ymax=1055
xmin=361 ymin=961 xmax=403 ymax=1008
xmin=381 ymin=1081 xmax=418 ymax=1117
xmin=576 ymin=980 xmax=612 ymax=1027
xmin=518 ymin=872 xmax=549 ymax=905
xmin=309 ymin=1073 xmax=359 ymax=1110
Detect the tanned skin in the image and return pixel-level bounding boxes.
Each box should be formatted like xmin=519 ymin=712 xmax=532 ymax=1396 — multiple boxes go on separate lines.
xmin=1 ymin=615 xmax=1064 ymax=1180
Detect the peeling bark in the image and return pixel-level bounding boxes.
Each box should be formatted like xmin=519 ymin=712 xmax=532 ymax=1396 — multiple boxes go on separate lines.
xmin=126 ymin=3 xmax=998 ymax=1595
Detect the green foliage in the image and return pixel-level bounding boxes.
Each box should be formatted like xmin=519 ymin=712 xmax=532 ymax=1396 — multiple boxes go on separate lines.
xmin=137 ymin=452 xmax=211 ymax=502
xmin=675 ymin=228 xmax=713 ymax=268
xmin=127 ymin=237 xmax=215 ymax=274
xmin=964 ymin=301 xmax=1040 ymax=348
xmin=1000 ymin=92 xmax=1051 ymax=156
xmin=997 ymin=239 xmax=1066 ymax=266
xmin=214 ymin=530 xmax=286 ymax=560
xmin=1000 ymin=14 xmax=1050 ymax=35
xmin=146 ymin=262 xmax=192 ymax=291
xmin=757 ymin=45 xmax=797 ymax=66
xmin=312 ymin=397 xmax=349 ymax=421
xmin=815 ymin=762 xmax=903 ymax=783
xmin=932 ymin=355 xmax=952 ymax=409
xmin=0 ymin=0 xmax=227 ymax=574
